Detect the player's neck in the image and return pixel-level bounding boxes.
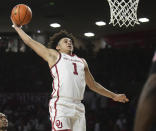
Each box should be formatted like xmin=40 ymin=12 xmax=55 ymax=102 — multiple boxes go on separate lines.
xmin=60 ymin=51 xmax=73 ymax=56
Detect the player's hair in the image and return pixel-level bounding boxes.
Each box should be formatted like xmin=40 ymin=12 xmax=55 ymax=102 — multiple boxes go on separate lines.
xmin=48 ymin=30 xmax=75 ymax=49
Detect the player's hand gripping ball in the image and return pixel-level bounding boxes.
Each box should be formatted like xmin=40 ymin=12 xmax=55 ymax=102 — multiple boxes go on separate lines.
xmin=11 ymin=4 xmax=32 ymax=26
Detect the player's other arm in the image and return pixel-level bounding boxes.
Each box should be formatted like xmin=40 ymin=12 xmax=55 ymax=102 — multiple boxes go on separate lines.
xmin=83 ymin=59 xmax=129 ymax=103
xmin=134 ymin=52 xmax=156 ymax=131
xmin=134 ymin=74 xmax=156 ymax=131
xmin=11 ymin=19 xmax=58 ymax=64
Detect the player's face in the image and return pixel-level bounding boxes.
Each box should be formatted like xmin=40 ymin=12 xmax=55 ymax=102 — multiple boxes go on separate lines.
xmin=56 ymin=38 xmax=74 ymax=53
xmin=0 ymin=113 xmax=8 ymax=129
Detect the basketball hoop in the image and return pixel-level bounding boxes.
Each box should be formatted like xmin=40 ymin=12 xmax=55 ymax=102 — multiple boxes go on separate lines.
xmin=107 ymin=0 xmax=140 ymax=27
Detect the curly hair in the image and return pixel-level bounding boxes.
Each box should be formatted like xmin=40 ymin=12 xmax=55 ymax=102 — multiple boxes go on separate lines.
xmin=48 ymin=30 xmax=75 ymax=49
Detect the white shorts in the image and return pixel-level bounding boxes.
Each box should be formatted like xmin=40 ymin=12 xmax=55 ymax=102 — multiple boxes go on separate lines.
xmin=49 ymin=97 xmax=86 ymax=131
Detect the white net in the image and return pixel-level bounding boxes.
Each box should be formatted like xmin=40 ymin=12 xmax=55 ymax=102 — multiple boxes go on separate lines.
xmin=107 ymin=0 xmax=140 ymax=27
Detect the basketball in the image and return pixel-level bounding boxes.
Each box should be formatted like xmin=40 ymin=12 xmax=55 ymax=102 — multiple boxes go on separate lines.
xmin=11 ymin=4 xmax=32 ymax=26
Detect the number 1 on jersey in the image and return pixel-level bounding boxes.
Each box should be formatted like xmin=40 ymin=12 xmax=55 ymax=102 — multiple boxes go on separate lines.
xmin=72 ymin=63 xmax=78 ymax=75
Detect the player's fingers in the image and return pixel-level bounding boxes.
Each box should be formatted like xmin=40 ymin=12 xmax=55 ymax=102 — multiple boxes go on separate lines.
xmin=121 ymin=98 xmax=129 ymax=103
xmin=125 ymin=98 xmax=129 ymax=102
xmin=122 ymin=94 xmax=129 ymax=102
xmin=121 ymin=100 xmax=125 ymax=103
xmin=120 ymin=99 xmax=125 ymax=103
xmin=10 ymin=16 xmax=18 ymax=28
xmin=10 ymin=16 xmax=14 ymax=23
xmin=117 ymin=98 xmax=124 ymax=103
xmin=119 ymin=98 xmax=128 ymax=103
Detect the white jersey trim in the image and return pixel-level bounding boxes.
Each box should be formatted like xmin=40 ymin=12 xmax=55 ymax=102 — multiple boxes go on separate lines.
xmin=50 ymin=52 xmax=61 ymax=69
xmin=50 ymin=52 xmax=61 ymax=79
xmin=51 ymin=65 xmax=60 ymax=131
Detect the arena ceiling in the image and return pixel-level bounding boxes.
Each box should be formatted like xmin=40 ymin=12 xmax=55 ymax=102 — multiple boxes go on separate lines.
xmin=0 ymin=0 xmax=156 ymax=39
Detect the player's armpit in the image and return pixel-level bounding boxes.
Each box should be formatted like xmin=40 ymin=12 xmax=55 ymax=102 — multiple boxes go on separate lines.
xmin=47 ymin=49 xmax=60 ymax=68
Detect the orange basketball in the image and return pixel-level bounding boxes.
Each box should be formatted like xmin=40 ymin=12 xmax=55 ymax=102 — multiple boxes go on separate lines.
xmin=11 ymin=4 xmax=32 ymax=26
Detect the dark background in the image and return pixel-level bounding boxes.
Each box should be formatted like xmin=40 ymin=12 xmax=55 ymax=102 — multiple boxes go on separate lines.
xmin=0 ymin=0 xmax=156 ymax=131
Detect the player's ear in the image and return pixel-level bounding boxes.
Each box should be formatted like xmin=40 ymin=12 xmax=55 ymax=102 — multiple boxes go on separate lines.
xmin=56 ymin=44 xmax=60 ymax=50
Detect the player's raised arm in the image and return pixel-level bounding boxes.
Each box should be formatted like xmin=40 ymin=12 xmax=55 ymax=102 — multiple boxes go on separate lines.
xmin=82 ymin=59 xmax=129 ymax=103
xmin=11 ymin=18 xmax=58 ymax=65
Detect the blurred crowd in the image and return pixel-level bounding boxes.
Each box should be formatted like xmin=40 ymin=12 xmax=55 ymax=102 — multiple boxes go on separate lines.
xmin=0 ymin=93 xmax=50 ymax=131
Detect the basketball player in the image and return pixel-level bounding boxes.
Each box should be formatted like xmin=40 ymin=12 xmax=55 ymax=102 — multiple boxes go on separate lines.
xmin=0 ymin=113 xmax=8 ymax=131
xmin=134 ymin=51 xmax=156 ymax=131
xmin=11 ymin=19 xmax=129 ymax=131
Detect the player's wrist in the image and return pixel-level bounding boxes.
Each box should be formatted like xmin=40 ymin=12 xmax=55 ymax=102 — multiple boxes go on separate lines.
xmin=111 ymin=93 xmax=117 ymax=100
xmin=12 ymin=25 xmax=21 ymax=31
